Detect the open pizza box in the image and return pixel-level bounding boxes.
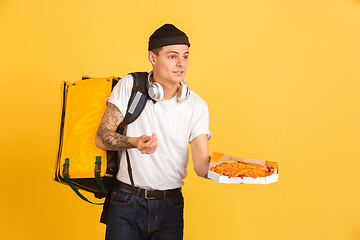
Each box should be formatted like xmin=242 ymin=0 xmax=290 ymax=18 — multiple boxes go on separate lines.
xmin=208 ymin=152 xmax=279 ymax=184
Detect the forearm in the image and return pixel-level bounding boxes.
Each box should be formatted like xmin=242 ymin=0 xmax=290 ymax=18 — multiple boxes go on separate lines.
xmin=95 ymin=129 xmax=138 ymax=150
xmin=193 ymin=157 xmax=211 ymax=178
xmin=95 ymin=103 xmax=157 ymax=153
xmin=191 ymin=134 xmax=211 ymax=178
xmin=95 ymin=102 xmax=138 ymax=150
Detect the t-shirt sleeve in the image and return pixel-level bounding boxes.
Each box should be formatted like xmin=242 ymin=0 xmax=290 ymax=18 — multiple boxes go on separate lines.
xmin=106 ymin=74 xmax=134 ymax=116
xmin=189 ymin=99 xmax=212 ymax=142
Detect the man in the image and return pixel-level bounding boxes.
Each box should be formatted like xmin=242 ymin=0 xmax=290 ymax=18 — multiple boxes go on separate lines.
xmin=95 ymin=23 xmax=211 ymax=240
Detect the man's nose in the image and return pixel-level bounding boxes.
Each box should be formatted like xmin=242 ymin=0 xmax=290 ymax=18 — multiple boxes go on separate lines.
xmin=177 ymin=58 xmax=184 ymax=66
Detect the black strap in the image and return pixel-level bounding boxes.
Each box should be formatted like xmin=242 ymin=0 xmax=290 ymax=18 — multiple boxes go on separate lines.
xmin=116 ymin=72 xmax=149 ymax=191
xmin=125 ymin=150 xmax=136 ymax=191
xmin=116 ymin=72 xmax=148 ymax=134
xmin=117 ymin=112 xmax=133 ymax=134
xmin=101 ymin=72 xmax=149 ymax=224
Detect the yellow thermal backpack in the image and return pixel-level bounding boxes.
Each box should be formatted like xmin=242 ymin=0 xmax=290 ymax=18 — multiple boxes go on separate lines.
xmin=54 ymin=72 xmax=149 ymax=204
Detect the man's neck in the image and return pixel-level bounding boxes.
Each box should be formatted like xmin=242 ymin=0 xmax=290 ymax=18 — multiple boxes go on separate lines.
xmin=151 ymin=74 xmax=180 ymax=100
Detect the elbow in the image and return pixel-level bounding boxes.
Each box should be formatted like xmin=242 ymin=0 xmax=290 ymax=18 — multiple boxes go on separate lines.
xmin=94 ymin=134 xmax=105 ymax=149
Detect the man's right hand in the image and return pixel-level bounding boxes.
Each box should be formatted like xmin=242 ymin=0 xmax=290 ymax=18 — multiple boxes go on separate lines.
xmin=136 ymin=133 xmax=158 ymax=154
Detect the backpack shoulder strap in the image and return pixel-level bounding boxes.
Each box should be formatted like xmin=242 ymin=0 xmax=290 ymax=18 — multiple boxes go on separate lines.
xmin=115 ymin=72 xmax=149 ymax=190
xmin=116 ymin=72 xmax=149 ymax=134
xmin=101 ymin=72 xmax=149 ymax=223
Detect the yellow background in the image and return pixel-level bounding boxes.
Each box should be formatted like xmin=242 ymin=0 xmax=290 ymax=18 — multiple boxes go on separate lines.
xmin=1 ymin=0 xmax=359 ymax=239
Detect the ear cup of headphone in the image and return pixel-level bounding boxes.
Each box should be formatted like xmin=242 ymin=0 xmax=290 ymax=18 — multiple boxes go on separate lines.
xmin=148 ymin=82 xmax=164 ymax=101
xmin=177 ymin=80 xmax=190 ymax=102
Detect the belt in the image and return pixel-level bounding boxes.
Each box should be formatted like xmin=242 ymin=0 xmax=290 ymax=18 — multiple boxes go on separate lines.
xmin=114 ymin=180 xmax=181 ymax=200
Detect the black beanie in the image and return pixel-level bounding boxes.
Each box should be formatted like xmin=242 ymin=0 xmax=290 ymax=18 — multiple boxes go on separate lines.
xmin=148 ymin=24 xmax=190 ymax=51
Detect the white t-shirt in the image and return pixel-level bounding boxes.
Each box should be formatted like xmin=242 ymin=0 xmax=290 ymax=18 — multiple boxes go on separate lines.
xmin=107 ymin=74 xmax=211 ymax=190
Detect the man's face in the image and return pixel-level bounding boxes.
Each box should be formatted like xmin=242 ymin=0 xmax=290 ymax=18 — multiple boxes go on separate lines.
xmin=150 ymin=44 xmax=189 ymax=85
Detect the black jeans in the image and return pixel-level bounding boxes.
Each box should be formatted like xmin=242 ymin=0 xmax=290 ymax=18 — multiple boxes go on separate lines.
xmin=105 ymin=188 xmax=184 ymax=240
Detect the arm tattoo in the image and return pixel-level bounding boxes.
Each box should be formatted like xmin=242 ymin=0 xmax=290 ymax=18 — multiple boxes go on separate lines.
xmin=97 ymin=104 xmax=136 ymax=150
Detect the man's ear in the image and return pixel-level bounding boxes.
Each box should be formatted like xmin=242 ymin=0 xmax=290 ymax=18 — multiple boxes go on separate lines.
xmin=148 ymin=51 xmax=156 ymax=65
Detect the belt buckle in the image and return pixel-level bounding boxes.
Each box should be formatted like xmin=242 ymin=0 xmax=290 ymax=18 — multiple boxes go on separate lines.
xmin=144 ymin=189 xmax=155 ymax=199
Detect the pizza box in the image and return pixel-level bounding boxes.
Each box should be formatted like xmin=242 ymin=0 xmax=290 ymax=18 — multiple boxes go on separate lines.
xmin=208 ymin=152 xmax=279 ymax=184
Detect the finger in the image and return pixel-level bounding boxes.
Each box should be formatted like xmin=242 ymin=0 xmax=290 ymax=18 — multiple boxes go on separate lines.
xmin=141 ymin=148 xmax=155 ymax=154
xmin=149 ymin=143 xmax=158 ymax=150
xmin=150 ymin=134 xmax=157 ymax=145
xmin=146 ymin=147 xmax=157 ymax=154
xmin=149 ymin=133 xmax=157 ymax=140
xmin=140 ymin=136 xmax=151 ymax=144
xmin=149 ymin=139 xmax=158 ymax=148
xmin=145 ymin=137 xmax=157 ymax=147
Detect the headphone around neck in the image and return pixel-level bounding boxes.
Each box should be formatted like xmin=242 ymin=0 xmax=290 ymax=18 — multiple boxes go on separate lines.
xmin=147 ymin=72 xmax=190 ymax=102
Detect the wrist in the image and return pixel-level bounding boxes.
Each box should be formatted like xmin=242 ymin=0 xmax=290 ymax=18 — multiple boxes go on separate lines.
xmin=127 ymin=136 xmax=138 ymax=149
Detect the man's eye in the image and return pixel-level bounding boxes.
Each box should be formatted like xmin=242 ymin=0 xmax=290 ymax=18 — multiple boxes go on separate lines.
xmin=169 ymin=56 xmax=175 ymax=59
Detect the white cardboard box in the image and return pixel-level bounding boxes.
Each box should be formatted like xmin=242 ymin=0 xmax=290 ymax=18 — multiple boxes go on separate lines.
xmin=208 ymin=152 xmax=279 ymax=184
